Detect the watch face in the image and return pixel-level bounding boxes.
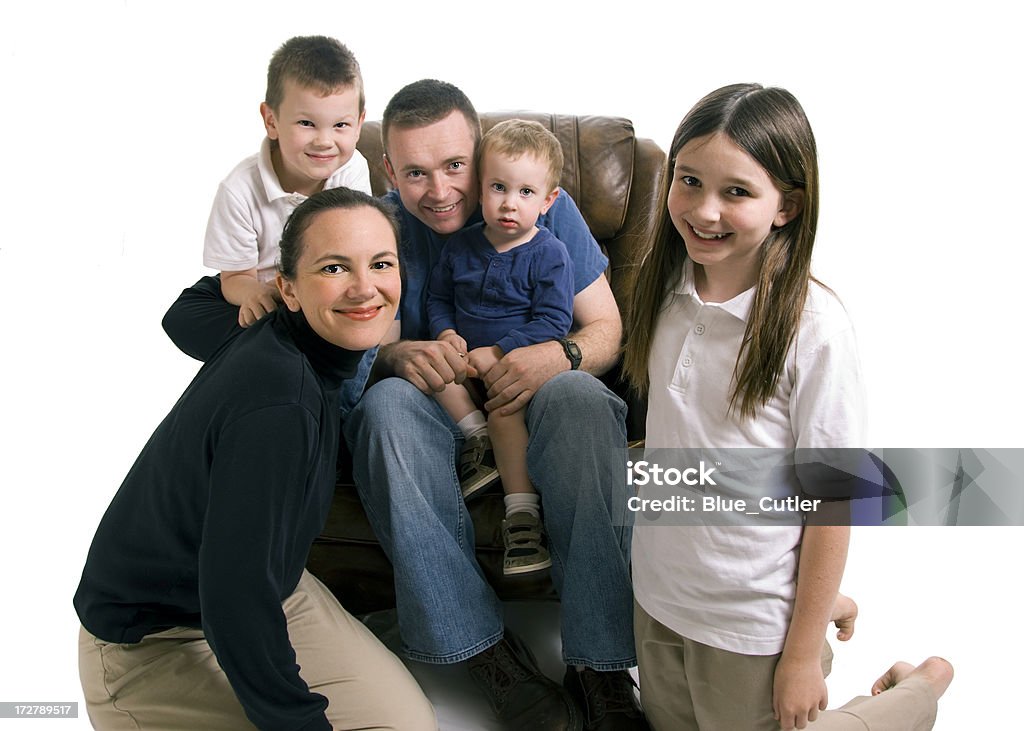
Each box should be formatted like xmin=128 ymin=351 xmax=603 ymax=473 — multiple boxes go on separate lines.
xmin=562 ymin=339 xmax=582 ymax=368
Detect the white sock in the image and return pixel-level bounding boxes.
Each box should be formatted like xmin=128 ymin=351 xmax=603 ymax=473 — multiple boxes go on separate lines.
xmin=456 ymin=410 xmax=488 ymax=440
xmin=505 ymin=493 xmax=541 ymax=518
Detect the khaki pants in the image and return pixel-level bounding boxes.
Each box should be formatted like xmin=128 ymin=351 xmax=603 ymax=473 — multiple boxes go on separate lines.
xmin=635 ymin=601 xmax=937 ymax=731
xmin=79 ymin=570 xmax=436 ymax=730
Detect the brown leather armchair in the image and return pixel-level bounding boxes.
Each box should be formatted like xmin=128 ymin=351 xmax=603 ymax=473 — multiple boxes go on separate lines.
xmin=306 ymin=112 xmax=666 ymax=615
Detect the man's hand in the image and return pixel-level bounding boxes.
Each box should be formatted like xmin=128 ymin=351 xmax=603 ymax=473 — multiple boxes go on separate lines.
xmin=381 ymin=339 xmax=476 ymax=394
xmin=481 ymin=340 xmax=567 ymax=416
xmin=773 ymin=653 xmax=828 ymax=730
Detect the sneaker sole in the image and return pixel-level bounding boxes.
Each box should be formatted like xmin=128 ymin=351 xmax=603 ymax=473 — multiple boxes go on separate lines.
xmin=461 ymin=469 xmax=502 ymax=500
xmin=503 ymin=556 xmax=553 ymax=576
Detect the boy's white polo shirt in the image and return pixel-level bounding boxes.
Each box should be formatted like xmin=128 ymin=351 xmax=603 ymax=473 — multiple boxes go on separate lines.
xmin=633 ymin=259 xmax=867 ymax=655
xmin=203 ymin=138 xmax=372 ymax=282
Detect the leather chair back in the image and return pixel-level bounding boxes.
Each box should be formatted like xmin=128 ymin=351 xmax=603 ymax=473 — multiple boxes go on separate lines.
xmin=356 ymin=112 xmax=666 ymax=306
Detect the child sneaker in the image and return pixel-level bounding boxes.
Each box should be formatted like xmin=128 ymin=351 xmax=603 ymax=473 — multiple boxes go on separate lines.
xmin=460 ymin=434 xmax=500 ymax=499
xmin=502 ymin=512 xmax=552 ymax=575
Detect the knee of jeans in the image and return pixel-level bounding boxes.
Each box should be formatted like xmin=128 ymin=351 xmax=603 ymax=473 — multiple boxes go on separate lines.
xmin=355 ymin=378 xmax=424 ymax=420
xmin=348 ymin=378 xmax=456 ymax=435
xmin=529 ymin=371 xmax=626 ymax=431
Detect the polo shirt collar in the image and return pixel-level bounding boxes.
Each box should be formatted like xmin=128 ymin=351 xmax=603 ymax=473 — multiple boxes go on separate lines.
xmin=675 ymin=258 xmax=756 ymax=323
xmin=257 ymin=138 xmax=301 ymax=204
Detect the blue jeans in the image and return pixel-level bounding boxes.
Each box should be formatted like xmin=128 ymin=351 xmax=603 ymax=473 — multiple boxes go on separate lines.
xmin=343 ymin=371 xmax=636 ymax=670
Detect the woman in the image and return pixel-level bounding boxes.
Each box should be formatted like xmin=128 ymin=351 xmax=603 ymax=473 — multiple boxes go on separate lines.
xmin=74 ymin=188 xmax=435 ymax=731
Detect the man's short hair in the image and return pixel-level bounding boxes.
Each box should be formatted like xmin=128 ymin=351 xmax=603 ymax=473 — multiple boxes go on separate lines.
xmin=478 ymin=119 xmax=563 ymax=192
xmin=381 ymin=79 xmax=481 ymax=154
xmin=265 ymin=36 xmax=364 ymax=113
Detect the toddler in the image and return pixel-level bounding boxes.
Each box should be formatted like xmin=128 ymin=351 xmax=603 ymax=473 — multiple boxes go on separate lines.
xmin=426 ymin=119 xmax=574 ymax=576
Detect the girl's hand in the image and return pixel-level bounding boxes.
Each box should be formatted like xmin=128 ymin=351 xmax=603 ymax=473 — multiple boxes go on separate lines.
xmin=773 ymin=654 xmax=827 ymax=730
xmin=831 ymin=593 xmax=857 ymax=641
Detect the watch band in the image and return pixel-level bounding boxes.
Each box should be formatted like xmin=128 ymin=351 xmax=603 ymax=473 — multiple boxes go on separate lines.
xmin=558 ymin=338 xmax=582 ymax=370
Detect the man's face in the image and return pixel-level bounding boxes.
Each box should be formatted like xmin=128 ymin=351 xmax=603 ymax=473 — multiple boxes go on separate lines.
xmin=384 ymin=111 xmax=479 ymax=236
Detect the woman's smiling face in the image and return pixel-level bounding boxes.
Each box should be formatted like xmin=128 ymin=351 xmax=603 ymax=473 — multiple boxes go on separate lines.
xmin=277 ymin=205 xmax=400 ymax=351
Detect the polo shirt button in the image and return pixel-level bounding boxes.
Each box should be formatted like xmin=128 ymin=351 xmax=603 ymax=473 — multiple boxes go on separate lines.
xmin=682 ymin=356 xmax=693 ymax=367
xmin=695 ymin=324 xmax=706 ymax=335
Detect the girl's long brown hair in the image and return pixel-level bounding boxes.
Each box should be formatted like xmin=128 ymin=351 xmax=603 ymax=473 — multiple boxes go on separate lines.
xmin=622 ymin=84 xmax=820 ymax=419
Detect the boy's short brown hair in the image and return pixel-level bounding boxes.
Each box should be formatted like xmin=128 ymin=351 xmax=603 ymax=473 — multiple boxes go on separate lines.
xmin=265 ymin=36 xmax=364 ymax=113
xmin=478 ymin=119 xmax=563 ymax=192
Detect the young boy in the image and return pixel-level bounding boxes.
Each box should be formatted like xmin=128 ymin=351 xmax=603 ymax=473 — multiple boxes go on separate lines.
xmin=425 ymin=119 xmax=574 ymax=575
xmin=204 ymin=36 xmax=371 ymax=327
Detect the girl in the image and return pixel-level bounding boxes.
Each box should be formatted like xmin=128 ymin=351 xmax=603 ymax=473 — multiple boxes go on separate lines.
xmin=623 ymin=84 xmax=864 ymax=730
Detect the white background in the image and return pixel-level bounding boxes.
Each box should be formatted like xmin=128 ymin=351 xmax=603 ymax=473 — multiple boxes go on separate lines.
xmin=1 ymin=1 xmax=1020 ymax=728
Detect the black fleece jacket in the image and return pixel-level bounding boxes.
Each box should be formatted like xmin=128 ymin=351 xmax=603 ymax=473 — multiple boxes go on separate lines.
xmin=74 ymin=276 xmax=362 ymax=731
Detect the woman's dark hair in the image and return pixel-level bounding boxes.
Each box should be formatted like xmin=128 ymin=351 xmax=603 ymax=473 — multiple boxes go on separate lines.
xmin=277 ymin=187 xmax=401 ymax=279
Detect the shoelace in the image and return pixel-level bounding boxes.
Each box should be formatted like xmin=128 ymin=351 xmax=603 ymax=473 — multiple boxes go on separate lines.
xmin=468 ymin=642 xmax=530 ymax=709
xmin=582 ymin=670 xmax=638 ymax=715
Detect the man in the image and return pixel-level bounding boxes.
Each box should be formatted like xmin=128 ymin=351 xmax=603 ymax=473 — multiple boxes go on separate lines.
xmin=343 ymin=79 xmax=647 ymax=730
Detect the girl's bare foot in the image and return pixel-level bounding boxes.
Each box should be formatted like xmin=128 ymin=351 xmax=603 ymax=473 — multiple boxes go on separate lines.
xmin=871 ymin=657 xmax=954 ymax=699
xmin=871 ymin=661 xmax=914 ymax=695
